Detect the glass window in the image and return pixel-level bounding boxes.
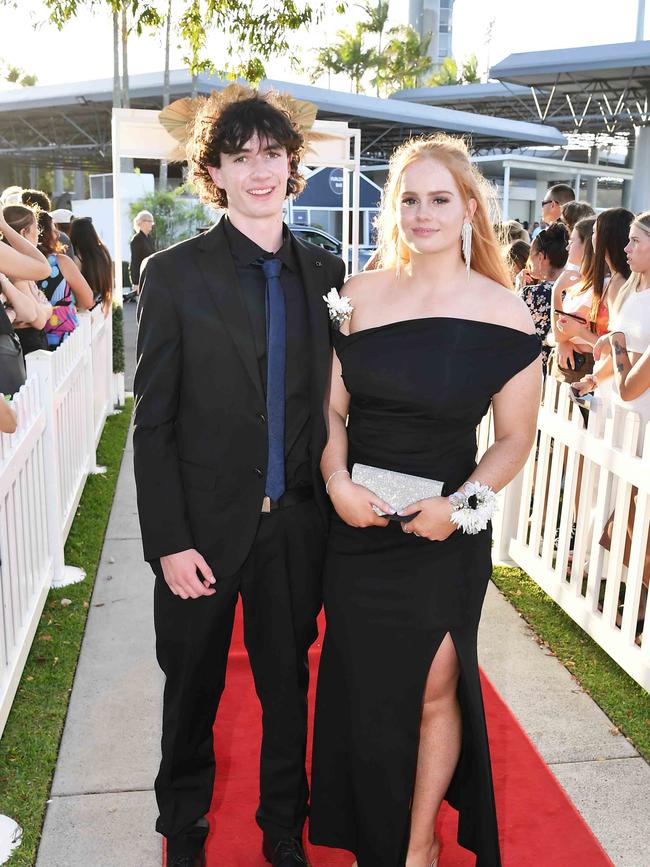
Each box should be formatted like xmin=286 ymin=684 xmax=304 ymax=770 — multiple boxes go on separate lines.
xmin=297 ymin=229 xmax=339 ymax=252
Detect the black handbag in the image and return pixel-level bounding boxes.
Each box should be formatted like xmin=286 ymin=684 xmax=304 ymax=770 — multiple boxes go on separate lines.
xmin=0 ymin=331 xmax=26 ymax=397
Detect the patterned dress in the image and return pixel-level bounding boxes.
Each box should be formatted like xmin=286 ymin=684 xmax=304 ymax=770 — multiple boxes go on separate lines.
xmin=518 ymin=279 xmax=552 ymax=372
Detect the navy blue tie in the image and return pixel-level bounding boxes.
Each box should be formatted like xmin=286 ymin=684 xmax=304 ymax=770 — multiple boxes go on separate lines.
xmin=260 ymin=257 xmax=286 ymax=501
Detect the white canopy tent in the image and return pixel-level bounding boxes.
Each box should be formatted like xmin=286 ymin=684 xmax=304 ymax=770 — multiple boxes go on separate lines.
xmin=110 ymin=107 xmax=362 ymax=297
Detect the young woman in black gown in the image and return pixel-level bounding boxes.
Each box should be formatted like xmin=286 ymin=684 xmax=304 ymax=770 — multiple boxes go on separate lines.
xmin=309 ymin=135 xmax=542 ymax=867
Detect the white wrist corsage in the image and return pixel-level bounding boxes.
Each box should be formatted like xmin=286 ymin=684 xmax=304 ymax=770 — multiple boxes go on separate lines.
xmin=449 ymin=481 xmax=497 ymax=535
xmin=323 ymin=288 xmax=353 ymax=326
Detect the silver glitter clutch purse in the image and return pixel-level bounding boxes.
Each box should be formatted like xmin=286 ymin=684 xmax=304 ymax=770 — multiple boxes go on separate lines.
xmin=351 ymin=463 xmax=444 ymax=517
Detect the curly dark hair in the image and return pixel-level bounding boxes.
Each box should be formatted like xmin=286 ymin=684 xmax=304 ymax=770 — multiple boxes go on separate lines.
xmin=37 ymin=210 xmax=64 ymax=255
xmin=188 ymin=92 xmax=306 ymax=209
xmin=22 ymin=188 xmax=52 ymax=212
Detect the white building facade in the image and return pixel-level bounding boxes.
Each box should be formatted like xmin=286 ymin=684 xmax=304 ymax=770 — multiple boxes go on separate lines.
xmin=408 ymin=0 xmax=455 ymax=66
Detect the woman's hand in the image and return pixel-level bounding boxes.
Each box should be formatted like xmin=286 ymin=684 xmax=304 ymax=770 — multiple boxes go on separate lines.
xmin=515 ymin=269 xmax=534 ymax=292
xmin=328 ymin=475 xmax=394 ymax=528
xmin=557 ymin=341 xmax=575 ymax=369
xmin=398 ymin=497 xmax=457 ymax=542
xmin=556 ymin=315 xmax=584 ymax=339
xmin=593 ymin=334 xmax=613 ymax=361
xmin=573 ymin=374 xmax=597 ymax=396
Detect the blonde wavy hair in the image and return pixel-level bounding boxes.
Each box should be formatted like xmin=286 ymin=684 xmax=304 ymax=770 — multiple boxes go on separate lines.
xmin=611 ymin=210 xmax=650 ymax=315
xmin=374 ymin=134 xmax=512 ymax=287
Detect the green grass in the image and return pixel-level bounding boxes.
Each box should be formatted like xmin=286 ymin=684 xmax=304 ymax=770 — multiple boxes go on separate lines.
xmin=492 ymin=565 xmax=650 ymax=762
xmin=0 ymin=398 xmax=133 ymax=867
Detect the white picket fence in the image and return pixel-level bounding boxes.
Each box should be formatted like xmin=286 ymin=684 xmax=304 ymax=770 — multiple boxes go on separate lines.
xmin=482 ymin=376 xmax=650 ymax=691
xmin=0 ymin=308 xmax=116 ymax=738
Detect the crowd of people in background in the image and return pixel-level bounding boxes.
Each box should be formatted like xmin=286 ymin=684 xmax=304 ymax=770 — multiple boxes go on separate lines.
xmin=501 ymin=185 xmax=650 ymax=434
xmin=502 ymin=188 xmax=650 ymax=639
xmin=0 ymin=184 xmax=115 ymax=404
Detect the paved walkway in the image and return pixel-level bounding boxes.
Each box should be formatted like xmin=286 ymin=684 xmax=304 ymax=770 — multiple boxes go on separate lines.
xmin=33 ymin=305 xmax=650 ymax=866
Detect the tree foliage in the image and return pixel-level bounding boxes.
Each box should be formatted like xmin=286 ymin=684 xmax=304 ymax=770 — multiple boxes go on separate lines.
xmin=373 ymin=25 xmax=432 ymax=94
xmin=1 ymin=60 xmax=37 ymax=86
xmin=19 ymin=0 xmax=341 ymax=85
xmin=310 ymin=7 xmax=433 ymax=97
xmin=426 ymin=52 xmax=481 ymax=87
xmin=357 ymin=0 xmax=389 ymax=53
xmin=461 ymin=53 xmax=480 ymax=84
xmin=309 ymin=1 xmax=481 ymax=96
xmin=129 ymin=186 xmax=211 ymax=250
xmin=312 ymin=23 xmax=376 ymax=93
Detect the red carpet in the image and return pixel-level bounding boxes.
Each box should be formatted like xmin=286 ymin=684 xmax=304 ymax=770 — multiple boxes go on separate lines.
xmin=165 ymin=602 xmax=613 ymax=866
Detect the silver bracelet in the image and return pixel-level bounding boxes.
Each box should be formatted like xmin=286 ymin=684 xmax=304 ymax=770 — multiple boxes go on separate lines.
xmin=325 ymin=469 xmax=350 ymax=495
xmin=449 ymin=481 xmax=497 ymax=534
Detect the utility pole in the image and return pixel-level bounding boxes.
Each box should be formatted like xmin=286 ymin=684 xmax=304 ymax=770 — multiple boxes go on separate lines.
xmin=638 ymin=0 xmax=646 ymax=39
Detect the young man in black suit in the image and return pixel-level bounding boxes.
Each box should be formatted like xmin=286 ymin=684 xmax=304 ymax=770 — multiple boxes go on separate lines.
xmin=134 ymin=90 xmax=345 ymax=867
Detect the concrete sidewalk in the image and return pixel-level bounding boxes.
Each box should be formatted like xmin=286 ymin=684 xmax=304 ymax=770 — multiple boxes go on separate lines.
xmin=34 ymin=307 xmax=650 ymax=867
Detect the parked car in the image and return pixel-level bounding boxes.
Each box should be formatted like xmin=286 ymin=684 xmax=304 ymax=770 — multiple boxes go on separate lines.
xmin=288 ymin=224 xmax=374 ymax=271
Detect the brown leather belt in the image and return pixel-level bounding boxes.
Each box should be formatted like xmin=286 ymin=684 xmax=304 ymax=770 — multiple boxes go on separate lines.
xmin=261 ymin=487 xmax=314 ymax=513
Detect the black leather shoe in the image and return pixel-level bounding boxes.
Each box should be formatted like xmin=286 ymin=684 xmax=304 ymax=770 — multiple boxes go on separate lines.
xmin=262 ymin=835 xmax=310 ymax=866
xmin=166 ymin=817 xmax=208 ymax=867
xmin=166 ymin=854 xmax=205 ymax=867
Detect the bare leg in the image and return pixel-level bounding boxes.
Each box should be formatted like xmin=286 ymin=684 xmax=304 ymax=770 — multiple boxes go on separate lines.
xmin=405 ymin=633 xmax=462 ymax=867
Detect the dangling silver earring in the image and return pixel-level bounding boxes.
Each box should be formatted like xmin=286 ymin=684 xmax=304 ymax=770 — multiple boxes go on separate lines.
xmin=395 ymin=239 xmax=401 ymax=278
xmin=461 ymin=221 xmax=473 ymax=279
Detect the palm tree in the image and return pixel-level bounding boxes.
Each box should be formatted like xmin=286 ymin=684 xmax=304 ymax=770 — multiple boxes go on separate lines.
xmin=159 ymin=0 xmax=173 ymax=191
xmin=319 ymin=24 xmax=375 ymax=93
xmin=358 ymin=0 xmax=390 ymax=93
xmin=311 ymin=44 xmax=344 ymax=88
xmin=373 ymin=25 xmax=432 ymax=95
xmin=121 ymin=5 xmax=130 ymax=108
xmin=428 ymin=56 xmax=459 ymax=87
xmin=112 ymin=9 xmax=121 ymax=108
xmin=461 ymin=53 xmax=480 ymax=84
xmin=2 ymin=64 xmax=37 ymax=86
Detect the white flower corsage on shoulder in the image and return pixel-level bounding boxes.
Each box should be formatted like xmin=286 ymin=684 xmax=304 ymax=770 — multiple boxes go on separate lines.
xmin=449 ymin=481 xmax=498 ymax=535
xmin=323 ymin=288 xmax=353 ymax=327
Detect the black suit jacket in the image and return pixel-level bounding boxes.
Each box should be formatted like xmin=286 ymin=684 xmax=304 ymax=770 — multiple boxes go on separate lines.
xmin=129 ymin=231 xmax=155 ymax=285
xmin=133 ymin=219 xmax=346 ymax=576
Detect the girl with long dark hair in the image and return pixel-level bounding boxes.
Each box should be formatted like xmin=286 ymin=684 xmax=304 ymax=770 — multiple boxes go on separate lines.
xmin=557 ymin=207 xmax=634 ymax=348
xmin=37 ymin=212 xmax=94 ymax=349
xmin=69 ymin=217 xmax=113 ymax=315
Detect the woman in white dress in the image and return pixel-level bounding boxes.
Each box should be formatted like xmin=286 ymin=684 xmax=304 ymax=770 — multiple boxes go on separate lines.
xmin=578 ymin=211 xmax=650 ymax=425
xmin=576 ymin=211 xmax=650 ymax=640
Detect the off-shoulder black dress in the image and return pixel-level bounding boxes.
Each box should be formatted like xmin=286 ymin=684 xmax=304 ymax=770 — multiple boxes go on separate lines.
xmin=309 ymin=318 xmax=541 ymax=867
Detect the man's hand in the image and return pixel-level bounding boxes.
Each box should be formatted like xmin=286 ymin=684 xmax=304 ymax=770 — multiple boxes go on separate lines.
xmin=160 ymin=549 xmax=216 ymax=599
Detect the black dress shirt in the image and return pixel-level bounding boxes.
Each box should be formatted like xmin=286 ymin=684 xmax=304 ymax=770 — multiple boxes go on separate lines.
xmin=223 ymin=217 xmax=312 ymax=490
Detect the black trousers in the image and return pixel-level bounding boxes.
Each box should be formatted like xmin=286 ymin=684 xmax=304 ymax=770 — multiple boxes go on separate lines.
xmin=153 ymin=500 xmax=326 ymax=842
